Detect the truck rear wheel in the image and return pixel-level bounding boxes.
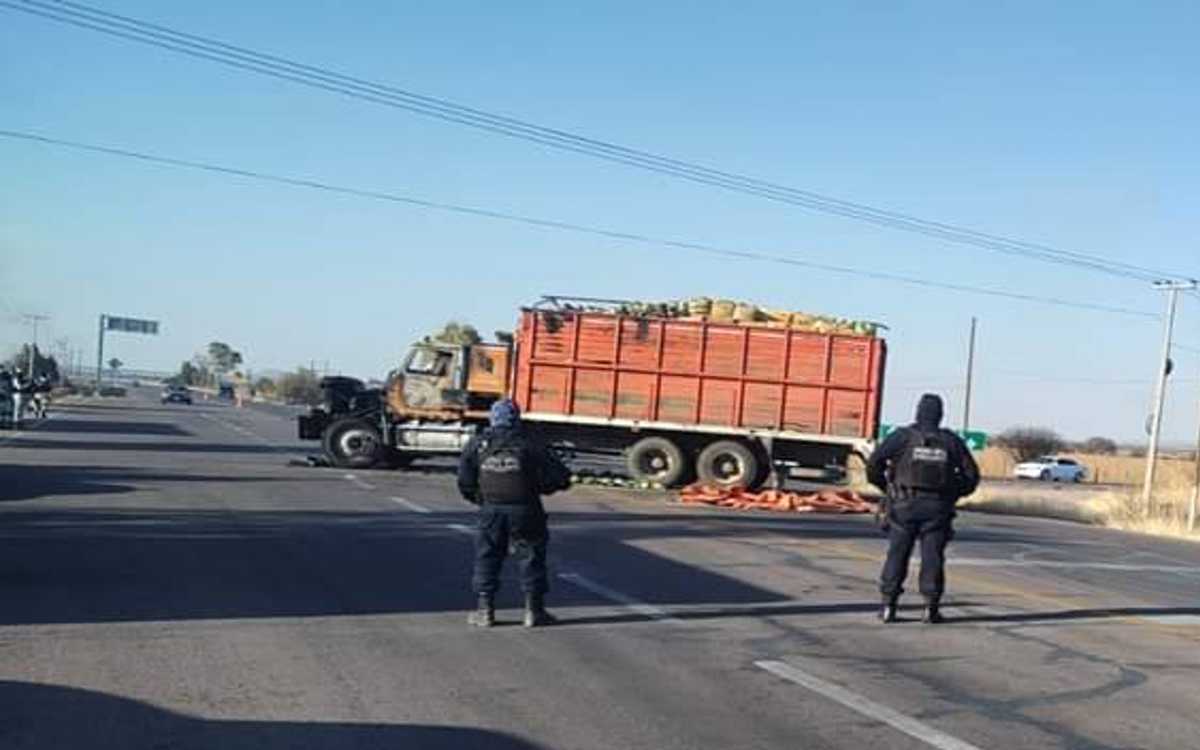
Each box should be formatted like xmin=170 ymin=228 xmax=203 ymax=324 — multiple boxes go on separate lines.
xmin=626 ymin=436 xmax=687 ymax=487
xmin=322 ymin=418 xmax=383 ymax=469
xmin=696 ymin=440 xmax=759 ymax=490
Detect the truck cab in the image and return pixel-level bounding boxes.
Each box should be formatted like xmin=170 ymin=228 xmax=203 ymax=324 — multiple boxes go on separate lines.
xmin=298 ymin=341 xmax=511 ymax=469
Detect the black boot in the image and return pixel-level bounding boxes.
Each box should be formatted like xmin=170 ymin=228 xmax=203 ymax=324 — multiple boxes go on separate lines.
xmin=922 ymin=598 xmax=944 ymax=625
xmin=467 ymin=593 xmax=495 ymax=628
xmin=523 ymin=592 xmax=557 ymax=628
xmin=879 ymin=597 xmax=898 ymax=624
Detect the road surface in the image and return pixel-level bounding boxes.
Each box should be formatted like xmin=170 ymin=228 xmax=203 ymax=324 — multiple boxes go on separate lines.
xmin=1 ymin=389 xmax=1198 ymax=749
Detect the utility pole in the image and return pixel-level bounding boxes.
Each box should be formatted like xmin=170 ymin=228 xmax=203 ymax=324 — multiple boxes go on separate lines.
xmin=1190 ymin=371 xmax=1200 ymax=533
xmin=21 ymin=313 xmax=50 ymax=374
xmin=963 ymin=316 xmax=978 ymax=433
xmin=97 ymin=314 xmax=107 ymax=386
xmin=1142 ymin=280 xmax=1198 ymax=509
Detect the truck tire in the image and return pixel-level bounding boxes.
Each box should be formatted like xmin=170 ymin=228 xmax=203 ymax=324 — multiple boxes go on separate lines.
xmin=322 ymin=418 xmax=383 ymax=469
xmin=626 ymin=436 xmax=688 ymax=487
xmin=696 ymin=440 xmax=760 ymax=490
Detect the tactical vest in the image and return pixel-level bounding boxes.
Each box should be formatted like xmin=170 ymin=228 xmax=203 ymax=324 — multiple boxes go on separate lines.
xmin=893 ymin=428 xmax=955 ymax=495
xmin=477 ymin=431 xmax=538 ymax=504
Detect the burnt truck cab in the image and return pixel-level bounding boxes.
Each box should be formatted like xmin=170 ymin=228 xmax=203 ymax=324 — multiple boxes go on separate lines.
xmin=298 ymin=342 xmax=512 ymax=469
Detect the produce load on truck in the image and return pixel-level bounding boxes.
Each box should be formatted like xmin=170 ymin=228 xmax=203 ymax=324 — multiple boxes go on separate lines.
xmin=546 ymin=295 xmax=885 ymax=337
xmin=297 ymin=296 xmax=887 ymax=491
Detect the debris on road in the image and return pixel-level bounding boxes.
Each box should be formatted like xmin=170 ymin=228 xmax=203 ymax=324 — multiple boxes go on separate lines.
xmin=570 ymin=471 xmax=665 ymax=491
xmin=679 ymin=484 xmax=873 ymax=514
xmin=289 ymin=455 xmax=331 ymax=468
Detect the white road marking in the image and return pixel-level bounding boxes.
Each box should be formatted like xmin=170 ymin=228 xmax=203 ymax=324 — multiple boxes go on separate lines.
xmin=755 ymin=660 xmax=985 ymax=750
xmin=1139 ymin=615 xmax=1200 ymax=626
xmin=390 ymin=496 xmax=432 ymax=513
xmin=342 ymin=474 xmax=376 ymax=491
xmin=558 ymin=572 xmax=683 ymax=625
xmin=950 ymin=557 xmax=1200 ymax=575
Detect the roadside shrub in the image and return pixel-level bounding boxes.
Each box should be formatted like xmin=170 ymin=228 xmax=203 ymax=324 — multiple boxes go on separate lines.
xmin=994 ymin=426 xmax=1065 ymax=463
xmin=1078 ymin=436 xmax=1118 ymax=455
xmin=277 ymin=369 xmax=322 ymax=406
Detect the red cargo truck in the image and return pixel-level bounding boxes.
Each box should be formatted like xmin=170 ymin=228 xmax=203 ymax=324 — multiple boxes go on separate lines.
xmin=298 ymin=299 xmax=886 ymax=489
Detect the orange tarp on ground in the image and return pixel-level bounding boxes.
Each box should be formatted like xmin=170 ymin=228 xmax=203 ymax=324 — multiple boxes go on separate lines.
xmin=679 ymin=484 xmax=873 ymax=514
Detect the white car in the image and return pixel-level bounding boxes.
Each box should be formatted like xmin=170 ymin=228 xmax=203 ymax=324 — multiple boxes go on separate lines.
xmin=1013 ymin=456 xmax=1087 ymax=482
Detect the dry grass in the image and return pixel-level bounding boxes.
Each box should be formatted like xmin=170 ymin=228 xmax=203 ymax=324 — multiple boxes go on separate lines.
xmin=965 ymin=448 xmax=1200 ymax=541
xmin=958 ymin=485 xmax=1117 ymax=525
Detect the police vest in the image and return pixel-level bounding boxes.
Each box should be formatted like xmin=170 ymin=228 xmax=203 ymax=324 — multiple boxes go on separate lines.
xmin=893 ymin=428 xmax=956 ymax=495
xmin=477 ymin=431 xmax=538 ymax=504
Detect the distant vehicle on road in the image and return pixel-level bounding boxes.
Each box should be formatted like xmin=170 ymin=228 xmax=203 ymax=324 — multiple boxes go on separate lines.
xmin=161 ymin=384 xmax=193 ymax=405
xmin=217 ymin=383 xmax=235 ymax=400
xmin=1014 ymin=456 xmax=1086 ymax=482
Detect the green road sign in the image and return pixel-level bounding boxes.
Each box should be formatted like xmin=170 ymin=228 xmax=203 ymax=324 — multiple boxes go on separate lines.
xmin=878 ymin=423 xmax=988 ymax=452
xmin=106 ymin=316 xmax=159 ymax=335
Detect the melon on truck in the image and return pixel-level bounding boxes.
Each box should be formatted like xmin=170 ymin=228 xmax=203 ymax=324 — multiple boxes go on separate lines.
xmin=298 ymin=297 xmax=886 ymax=489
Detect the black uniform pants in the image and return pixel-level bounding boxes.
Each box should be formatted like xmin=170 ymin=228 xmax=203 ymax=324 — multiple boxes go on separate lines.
xmin=879 ymin=499 xmax=954 ymax=601
xmin=472 ymin=503 xmax=549 ymax=596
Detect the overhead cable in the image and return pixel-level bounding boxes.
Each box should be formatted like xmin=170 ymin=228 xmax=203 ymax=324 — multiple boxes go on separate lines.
xmin=2 ymin=0 xmax=1193 ymax=283
xmin=0 ymin=128 xmax=1161 ymax=320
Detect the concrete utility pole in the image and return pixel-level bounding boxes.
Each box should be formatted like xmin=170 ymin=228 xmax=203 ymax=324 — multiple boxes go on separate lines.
xmin=1189 ymin=344 xmax=1200 ymax=533
xmin=1190 ymin=371 xmax=1200 ymax=532
xmin=1142 ymin=280 xmax=1198 ymax=509
xmin=963 ymin=317 xmax=978 ymax=433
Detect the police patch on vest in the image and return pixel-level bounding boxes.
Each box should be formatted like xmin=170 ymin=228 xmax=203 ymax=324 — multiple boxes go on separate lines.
xmin=895 ymin=431 xmax=955 ymax=494
xmin=912 ymin=446 xmax=948 ymax=463
xmin=481 ymin=454 xmax=524 ymax=473
xmin=478 ymin=433 xmax=538 ymax=503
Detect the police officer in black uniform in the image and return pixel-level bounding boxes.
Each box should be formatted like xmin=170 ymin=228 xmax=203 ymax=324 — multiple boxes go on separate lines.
xmin=458 ymin=399 xmax=571 ymax=628
xmin=868 ymin=393 xmax=979 ymax=624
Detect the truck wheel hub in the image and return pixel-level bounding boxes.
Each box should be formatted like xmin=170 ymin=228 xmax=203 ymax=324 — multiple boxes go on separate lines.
xmin=715 ymin=457 xmax=742 ymax=479
xmin=340 ymin=430 xmax=376 ymax=456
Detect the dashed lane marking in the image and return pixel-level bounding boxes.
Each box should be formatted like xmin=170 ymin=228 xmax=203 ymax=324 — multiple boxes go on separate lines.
xmin=755 ymin=660 xmax=985 ymax=750
xmin=342 ymin=474 xmax=377 ymax=491
xmin=950 ymin=557 xmax=1200 ymax=576
xmin=557 ymin=572 xmax=683 ymax=625
xmin=390 ymin=496 xmax=432 ymax=513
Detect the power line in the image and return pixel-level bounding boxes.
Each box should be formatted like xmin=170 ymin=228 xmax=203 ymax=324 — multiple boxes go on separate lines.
xmin=3 ymin=0 xmax=1193 ymax=284
xmin=0 ymin=128 xmax=1165 ymax=320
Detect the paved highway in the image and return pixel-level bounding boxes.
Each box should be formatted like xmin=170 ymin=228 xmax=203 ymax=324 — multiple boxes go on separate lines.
xmin=2 ymin=389 xmax=1198 ymax=749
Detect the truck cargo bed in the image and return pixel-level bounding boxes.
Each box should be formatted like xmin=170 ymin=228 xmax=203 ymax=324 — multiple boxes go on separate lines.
xmin=513 ymin=309 xmax=885 ymax=439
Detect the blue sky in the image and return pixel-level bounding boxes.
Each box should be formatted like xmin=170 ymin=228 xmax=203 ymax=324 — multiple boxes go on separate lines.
xmin=2 ymin=1 xmax=1198 ymax=442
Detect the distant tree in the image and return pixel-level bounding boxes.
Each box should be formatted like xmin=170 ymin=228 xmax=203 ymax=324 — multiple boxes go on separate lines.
xmin=6 ymin=345 xmax=60 ymax=381
xmin=253 ymin=376 xmax=277 ymax=397
xmin=1078 ymin=436 xmax=1118 ymax=455
xmin=177 ymin=360 xmax=206 ymax=386
xmin=426 ymin=321 xmax=481 ymax=346
xmin=277 ymin=368 xmax=322 ymax=406
xmin=206 ymin=342 xmax=243 ymax=378
xmin=107 ymin=357 xmax=123 ymax=377
xmin=994 ymin=426 xmax=1065 ymax=462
